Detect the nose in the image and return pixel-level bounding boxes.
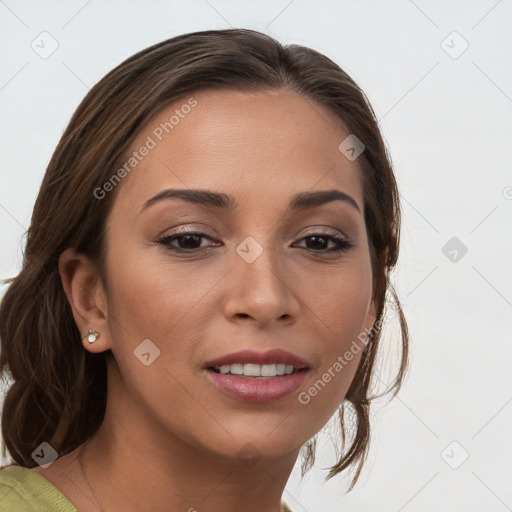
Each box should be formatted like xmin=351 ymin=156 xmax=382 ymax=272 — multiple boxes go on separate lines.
xmin=222 ymin=240 xmax=300 ymax=328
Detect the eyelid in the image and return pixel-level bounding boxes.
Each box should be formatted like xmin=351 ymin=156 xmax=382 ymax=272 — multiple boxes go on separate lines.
xmin=155 ymin=228 xmax=354 ymax=255
xmin=158 ymin=225 xmax=349 ymax=242
xmin=299 ymin=226 xmax=349 ymax=238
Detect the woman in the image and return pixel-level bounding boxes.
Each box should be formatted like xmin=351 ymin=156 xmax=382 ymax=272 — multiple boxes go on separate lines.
xmin=0 ymin=28 xmax=408 ymax=511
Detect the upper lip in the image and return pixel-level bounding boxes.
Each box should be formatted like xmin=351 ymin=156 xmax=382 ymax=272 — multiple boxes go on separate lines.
xmin=204 ymin=349 xmax=310 ymax=370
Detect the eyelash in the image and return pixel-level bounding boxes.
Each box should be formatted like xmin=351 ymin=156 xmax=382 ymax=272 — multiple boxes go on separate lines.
xmin=155 ymin=231 xmax=354 ymax=255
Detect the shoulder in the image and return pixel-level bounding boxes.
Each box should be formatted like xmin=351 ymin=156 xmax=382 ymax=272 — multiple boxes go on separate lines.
xmin=0 ymin=464 xmax=78 ymax=511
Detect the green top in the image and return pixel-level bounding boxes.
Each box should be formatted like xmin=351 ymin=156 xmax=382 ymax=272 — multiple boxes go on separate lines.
xmin=0 ymin=464 xmax=293 ymax=511
xmin=0 ymin=465 xmax=78 ymax=511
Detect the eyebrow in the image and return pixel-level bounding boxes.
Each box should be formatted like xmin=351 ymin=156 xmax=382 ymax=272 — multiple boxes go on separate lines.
xmin=141 ymin=188 xmax=361 ymax=214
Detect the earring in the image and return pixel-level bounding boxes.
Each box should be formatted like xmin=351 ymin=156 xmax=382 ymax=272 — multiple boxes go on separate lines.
xmin=84 ymin=329 xmax=100 ymax=344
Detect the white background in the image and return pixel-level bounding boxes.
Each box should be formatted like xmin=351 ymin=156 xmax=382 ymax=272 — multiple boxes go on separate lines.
xmin=1 ymin=1 xmax=511 ymax=511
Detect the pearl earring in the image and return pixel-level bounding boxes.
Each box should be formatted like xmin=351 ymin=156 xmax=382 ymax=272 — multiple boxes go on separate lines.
xmin=84 ymin=329 xmax=100 ymax=344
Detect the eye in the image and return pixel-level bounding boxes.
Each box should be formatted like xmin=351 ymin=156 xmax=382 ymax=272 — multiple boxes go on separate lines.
xmin=156 ymin=231 xmax=219 ymax=253
xmin=293 ymin=232 xmax=354 ymax=253
xmin=155 ymin=230 xmax=354 ymax=255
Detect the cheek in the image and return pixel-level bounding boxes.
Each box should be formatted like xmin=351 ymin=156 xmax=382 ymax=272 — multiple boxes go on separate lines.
xmin=307 ymin=257 xmax=373 ymax=344
xmin=105 ymin=248 xmax=220 ymax=342
xmin=101 ymin=249 xmax=220 ymax=436
xmin=297 ymin=257 xmax=373 ymax=408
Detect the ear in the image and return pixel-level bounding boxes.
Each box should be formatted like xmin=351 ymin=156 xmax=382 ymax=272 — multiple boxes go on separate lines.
xmin=365 ymin=293 xmax=379 ymax=335
xmin=382 ymin=246 xmax=390 ymax=269
xmin=364 ymin=246 xmax=389 ymax=333
xmin=59 ymin=247 xmax=110 ymax=354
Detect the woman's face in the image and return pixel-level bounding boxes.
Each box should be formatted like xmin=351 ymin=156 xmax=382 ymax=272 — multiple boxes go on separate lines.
xmin=100 ymin=88 xmax=377 ymax=461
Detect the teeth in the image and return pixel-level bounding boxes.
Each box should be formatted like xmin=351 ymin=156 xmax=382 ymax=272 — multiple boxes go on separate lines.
xmin=214 ymin=363 xmax=297 ymax=377
xmin=229 ymin=363 xmax=244 ymax=375
xmin=244 ymin=363 xmax=261 ymax=376
xmin=260 ymin=363 xmax=276 ymax=377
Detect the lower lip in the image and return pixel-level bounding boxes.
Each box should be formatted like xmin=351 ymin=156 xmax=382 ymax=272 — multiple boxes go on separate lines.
xmin=204 ymin=369 xmax=309 ymax=403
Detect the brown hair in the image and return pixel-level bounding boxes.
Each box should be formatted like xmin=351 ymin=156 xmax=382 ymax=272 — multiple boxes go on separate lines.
xmin=0 ymin=28 xmax=408 ymax=490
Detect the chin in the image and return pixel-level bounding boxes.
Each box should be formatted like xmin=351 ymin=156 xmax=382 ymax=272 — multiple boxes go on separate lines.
xmin=192 ymin=416 xmax=313 ymax=463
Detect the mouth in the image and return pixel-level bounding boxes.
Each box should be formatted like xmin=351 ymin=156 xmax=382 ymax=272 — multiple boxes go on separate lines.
xmin=203 ymin=349 xmax=310 ymax=403
xmin=208 ymin=363 xmax=306 ymax=378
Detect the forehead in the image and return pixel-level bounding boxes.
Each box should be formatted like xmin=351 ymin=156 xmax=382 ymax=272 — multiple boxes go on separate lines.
xmin=115 ymin=88 xmax=364 ymax=213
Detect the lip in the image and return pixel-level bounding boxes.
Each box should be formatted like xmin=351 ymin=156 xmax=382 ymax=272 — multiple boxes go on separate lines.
xmin=203 ymin=348 xmax=310 ymax=370
xmin=203 ymin=348 xmax=310 ymax=403
xmin=204 ymin=368 xmax=309 ymax=403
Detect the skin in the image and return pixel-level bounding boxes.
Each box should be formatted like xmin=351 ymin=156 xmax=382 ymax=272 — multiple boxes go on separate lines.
xmin=33 ymin=88 xmax=377 ymax=511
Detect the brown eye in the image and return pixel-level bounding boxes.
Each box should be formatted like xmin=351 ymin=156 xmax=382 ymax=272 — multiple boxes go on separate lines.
xmin=156 ymin=232 xmax=219 ymax=252
xmin=294 ymin=233 xmax=354 ymax=253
